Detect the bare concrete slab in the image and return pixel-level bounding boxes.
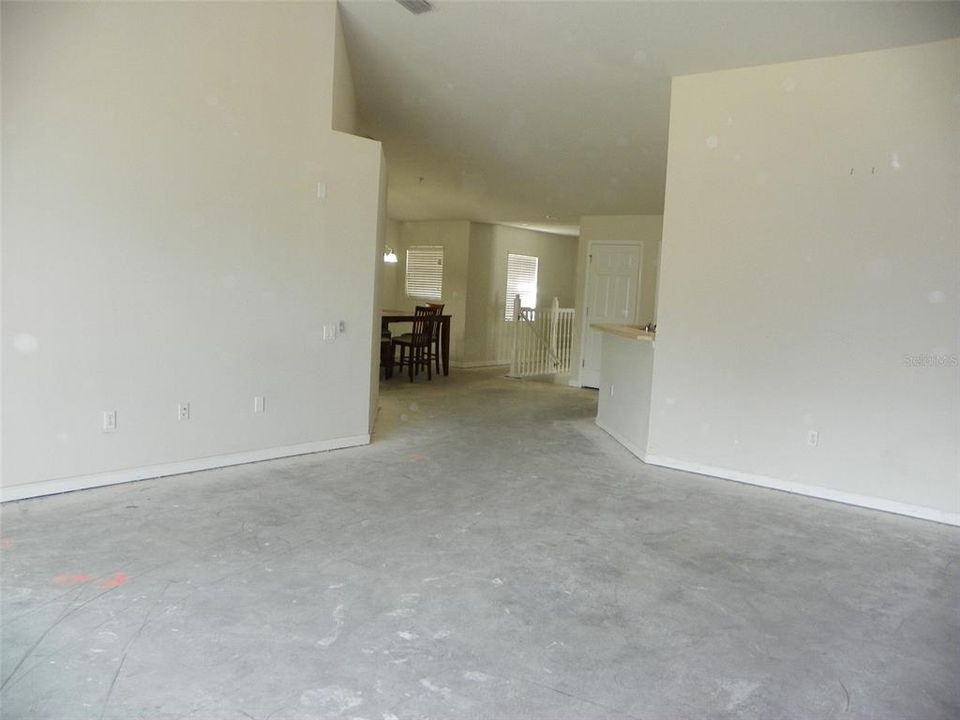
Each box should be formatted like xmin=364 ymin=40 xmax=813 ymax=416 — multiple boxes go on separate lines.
xmin=2 ymin=369 xmax=958 ymax=719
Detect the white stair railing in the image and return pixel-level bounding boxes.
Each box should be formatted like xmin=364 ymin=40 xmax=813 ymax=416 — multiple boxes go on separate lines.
xmin=508 ymin=296 xmax=576 ymax=378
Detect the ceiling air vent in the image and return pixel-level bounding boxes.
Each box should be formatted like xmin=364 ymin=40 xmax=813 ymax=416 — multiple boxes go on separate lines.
xmin=396 ymin=0 xmax=434 ymax=15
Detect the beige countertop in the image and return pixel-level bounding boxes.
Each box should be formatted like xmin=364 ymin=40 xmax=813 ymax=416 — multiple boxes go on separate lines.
xmin=591 ymin=323 xmax=656 ymax=342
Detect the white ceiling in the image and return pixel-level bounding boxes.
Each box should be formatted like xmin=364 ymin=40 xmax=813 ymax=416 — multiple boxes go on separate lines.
xmin=341 ymin=0 xmax=960 ymax=231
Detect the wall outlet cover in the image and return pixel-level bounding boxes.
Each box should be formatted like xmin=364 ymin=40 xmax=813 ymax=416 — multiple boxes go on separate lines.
xmin=102 ymin=410 xmax=118 ymax=433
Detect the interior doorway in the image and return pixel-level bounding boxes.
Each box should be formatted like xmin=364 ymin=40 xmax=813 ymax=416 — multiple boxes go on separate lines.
xmin=579 ymin=242 xmax=643 ymax=388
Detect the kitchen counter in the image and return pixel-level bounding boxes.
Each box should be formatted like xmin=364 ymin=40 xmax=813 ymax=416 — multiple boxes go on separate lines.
xmin=593 ymin=324 xmax=655 ymax=461
xmin=590 ymin=323 xmax=655 ymax=342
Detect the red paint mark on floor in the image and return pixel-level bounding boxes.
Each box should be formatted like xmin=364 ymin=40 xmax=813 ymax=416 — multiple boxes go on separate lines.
xmin=98 ymin=571 xmax=129 ymax=589
xmin=53 ymin=573 xmax=93 ymax=586
xmin=0 ymin=537 xmax=12 ymax=550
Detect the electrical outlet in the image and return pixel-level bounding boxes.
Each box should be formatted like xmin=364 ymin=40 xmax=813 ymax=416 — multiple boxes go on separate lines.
xmin=102 ymin=410 xmax=118 ymax=433
xmin=609 ymin=384 xmax=615 ymax=397
xmin=178 ymin=402 xmax=191 ymax=421
xmin=254 ymin=396 xmax=265 ymax=414
xmin=322 ymin=324 xmax=339 ymax=341
xmin=807 ymin=430 xmax=819 ymax=447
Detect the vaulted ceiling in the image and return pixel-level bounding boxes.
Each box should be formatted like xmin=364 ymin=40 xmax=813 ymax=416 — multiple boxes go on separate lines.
xmin=341 ymin=1 xmax=960 ymax=232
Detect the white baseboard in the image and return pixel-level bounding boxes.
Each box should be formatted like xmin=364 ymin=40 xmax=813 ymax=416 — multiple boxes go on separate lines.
xmin=596 ymin=417 xmax=958 ymax=526
xmin=0 ymin=435 xmax=370 ymax=503
xmin=643 ymin=453 xmax=960 ymax=527
xmin=595 ymin=419 xmax=649 ymax=462
xmin=451 ymin=360 xmax=510 ymax=369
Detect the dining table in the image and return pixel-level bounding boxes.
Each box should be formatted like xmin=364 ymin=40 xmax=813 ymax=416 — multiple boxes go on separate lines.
xmin=381 ymin=309 xmax=452 ymax=376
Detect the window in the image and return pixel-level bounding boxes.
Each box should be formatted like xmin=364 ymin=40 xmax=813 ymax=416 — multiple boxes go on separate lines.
xmin=405 ymin=246 xmax=443 ymax=301
xmin=504 ymin=253 xmax=539 ymax=320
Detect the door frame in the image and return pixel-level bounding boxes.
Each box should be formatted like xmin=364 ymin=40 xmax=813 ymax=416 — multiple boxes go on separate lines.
xmin=577 ymin=240 xmax=645 ymax=388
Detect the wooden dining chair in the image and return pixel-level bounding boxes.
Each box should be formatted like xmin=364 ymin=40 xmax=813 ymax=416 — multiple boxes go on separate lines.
xmin=380 ymin=329 xmax=394 ymax=380
xmin=393 ymin=306 xmax=440 ymax=381
xmin=425 ymin=302 xmax=445 ymax=375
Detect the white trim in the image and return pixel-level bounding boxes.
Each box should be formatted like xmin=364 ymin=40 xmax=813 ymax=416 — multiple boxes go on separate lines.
xmin=0 ymin=435 xmax=370 ymax=503
xmin=578 ymin=240 xmax=644 ymax=389
xmin=643 ymin=454 xmax=960 ymax=528
xmin=404 ymin=245 xmax=444 ymax=301
xmin=451 ymin=360 xmax=510 ymax=369
xmin=504 ymin=252 xmax=540 ymax=321
xmin=595 ymin=416 xmax=958 ymax=526
xmin=595 ymin=419 xmax=649 ymax=462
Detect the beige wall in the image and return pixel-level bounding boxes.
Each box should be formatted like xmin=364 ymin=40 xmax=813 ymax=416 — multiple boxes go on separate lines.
xmin=463 ymin=224 xmax=496 ymax=365
xmin=596 ymin=335 xmax=656 ymax=458
xmin=648 ymin=39 xmax=960 ymax=522
xmin=383 ymin=220 xmax=471 ymax=363
xmin=1 ymin=2 xmax=384 ymax=496
xmin=463 ymin=223 xmax=578 ymax=366
xmin=369 ymin=152 xmax=389 ymax=431
xmin=570 ymin=215 xmax=663 ymax=386
xmin=379 ymin=221 xmax=578 ymax=367
xmin=380 ymin=219 xmax=402 ymax=309
xmin=331 ymin=6 xmax=358 ymax=135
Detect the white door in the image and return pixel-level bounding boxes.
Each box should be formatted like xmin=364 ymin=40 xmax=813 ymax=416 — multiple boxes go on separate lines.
xmin=580 ymin=243 xmax=642 ymax=388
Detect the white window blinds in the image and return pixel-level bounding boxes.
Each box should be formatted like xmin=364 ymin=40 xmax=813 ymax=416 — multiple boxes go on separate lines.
xmin=505 ymin=253 xmax=539 ymax=320
xmin=405 ymin=246 xmax=444 ymax=301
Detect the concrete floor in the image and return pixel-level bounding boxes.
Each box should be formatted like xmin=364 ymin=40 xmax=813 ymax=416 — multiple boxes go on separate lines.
xmin=1 ymin=368 xmax=958 ymax=720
